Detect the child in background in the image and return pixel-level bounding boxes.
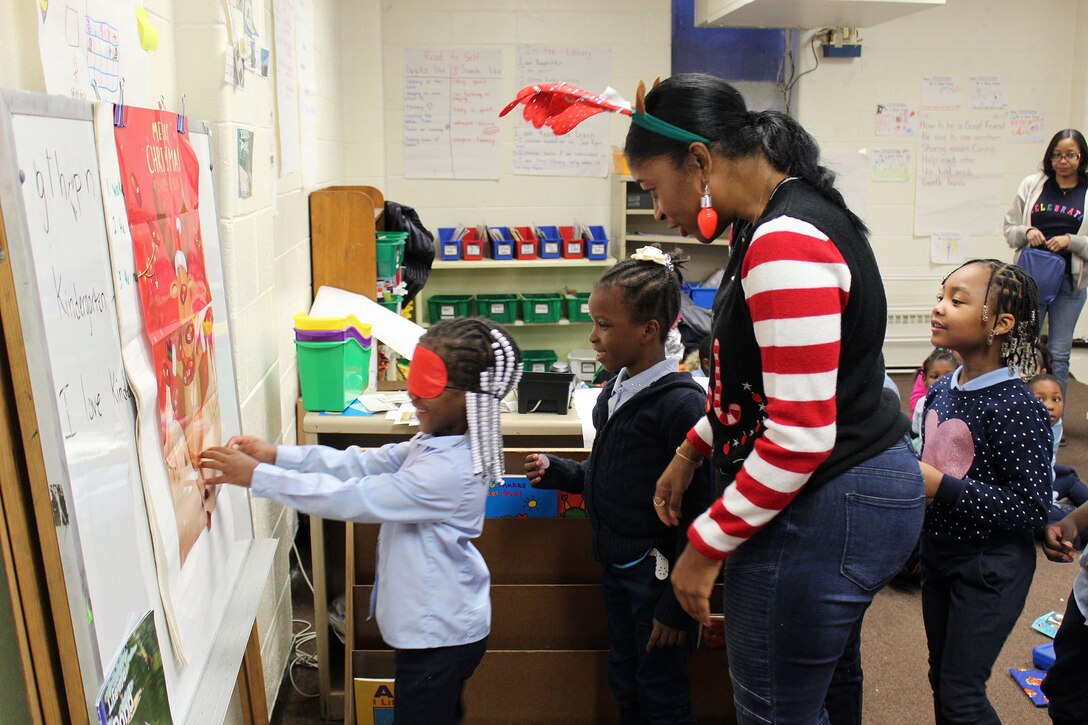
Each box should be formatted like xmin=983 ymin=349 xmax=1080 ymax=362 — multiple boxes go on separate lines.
xmin=690 ymin=335 xmax=712 ymax=379
xmin=525 ymin=248 xmax=713 ymax=724
xmin=201 ymin=318 xmax=521 ymax=725
xmin=919 ymin=259 xmax=1052 ymax=725
xmin=910 ymin=348 xmax=959 ymax=451
xmin=1040 ymin=498 xmax=1088 ymax=724
xmin=1028 ymin=373 xmax=1088 ymax=543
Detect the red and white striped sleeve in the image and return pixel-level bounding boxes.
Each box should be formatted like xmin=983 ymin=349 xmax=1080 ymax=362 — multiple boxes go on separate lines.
xmin=687 ymin=216 xmax=851 ymax=560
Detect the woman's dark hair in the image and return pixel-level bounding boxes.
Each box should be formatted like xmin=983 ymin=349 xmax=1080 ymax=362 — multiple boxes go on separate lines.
xmin=623 ymin=73 xmax=867 ymax=235
xmin=595 ymin=249 xmax=683 ymax=342
xmin=922 ymin=348 xmax=958 ymax=379
xmin=944 ymin=259 xmax=1041 ymax=376
xmin=1041 ymin=129 xmax=1088 ymax=183
xmin=418 ymin=317 xmax=521 ymax=392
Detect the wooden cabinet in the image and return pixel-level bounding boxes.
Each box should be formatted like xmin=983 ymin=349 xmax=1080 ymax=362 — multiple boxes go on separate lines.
xmin=610 ymin=176 xmax=730 ymax=286
xmin=309 ymin=185 xmax=385 ymax=298
xmin=346 ymin=453 xmax=735 ymax=724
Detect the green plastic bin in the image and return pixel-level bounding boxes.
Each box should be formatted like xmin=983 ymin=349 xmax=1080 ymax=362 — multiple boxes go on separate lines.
xmin=378 ymin=294 xmax=402 ymax=313
xmin=522 ymin=349 xmax=558 ymax=373
xmin=475 ymin=293 xmax=518 ymax=323
xmin=520 ymin=293 xmax=563 ymax=323
xmin=296 ymin=337 xmax=372 ymax=412
xmin=427 ymin=294 xmax=473 ymax=322
xmin=564 ymin=292 xmax=591 ymax=322
xmin=375 ymin=233 xmax=407 ymax=278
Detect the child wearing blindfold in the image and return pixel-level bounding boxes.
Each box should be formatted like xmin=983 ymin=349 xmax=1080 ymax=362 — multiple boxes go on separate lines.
xmin=201 ymin=318 xmax=521 ymax=725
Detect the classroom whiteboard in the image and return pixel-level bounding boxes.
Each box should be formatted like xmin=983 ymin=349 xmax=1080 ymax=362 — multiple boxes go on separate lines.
xmin=0 ymin=89 xmax=272 ymax=724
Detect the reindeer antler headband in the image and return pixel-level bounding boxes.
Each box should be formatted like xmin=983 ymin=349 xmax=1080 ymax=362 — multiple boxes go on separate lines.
xmin=498 ymin=78 xmax=710 ymax=145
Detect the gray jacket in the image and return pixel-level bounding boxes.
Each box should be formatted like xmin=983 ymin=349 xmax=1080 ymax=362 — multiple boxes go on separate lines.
xmin=1003 ymin=171 xmax=1088 ymax=290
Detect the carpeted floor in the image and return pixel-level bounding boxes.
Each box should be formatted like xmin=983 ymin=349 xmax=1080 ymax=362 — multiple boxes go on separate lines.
xmin=858 ymin=373 xmax=1084 ymax=724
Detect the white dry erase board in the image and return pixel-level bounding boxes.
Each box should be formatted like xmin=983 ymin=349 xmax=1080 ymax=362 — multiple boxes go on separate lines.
xmin=0 ymin=89 xmax=273 ymax=724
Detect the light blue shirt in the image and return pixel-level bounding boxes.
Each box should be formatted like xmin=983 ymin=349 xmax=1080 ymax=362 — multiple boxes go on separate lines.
xmin=948 ymin=365 xmax=1019 ymax=391
xmin=251 ymin=434 xmax=490 ymax=650
xmin=608 ymin=357 xmax=679 ymax=418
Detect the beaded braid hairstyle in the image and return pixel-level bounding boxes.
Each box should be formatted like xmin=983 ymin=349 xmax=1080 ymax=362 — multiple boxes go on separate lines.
xmin=595 ymin=247 xmax=685 ymax=342
xmin=416 ymin=318 xmax=522 ymax=485
xmin=945 ymin=258 xmax=1041 ymax=376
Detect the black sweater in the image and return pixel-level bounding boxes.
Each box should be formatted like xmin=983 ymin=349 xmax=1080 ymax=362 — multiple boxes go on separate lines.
xmin=534 ymin=372 xmax=714 ymax=627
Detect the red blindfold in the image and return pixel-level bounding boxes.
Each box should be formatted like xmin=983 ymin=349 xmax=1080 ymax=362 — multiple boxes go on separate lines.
xmin=407 ymin=345 xmax=448 ymax=399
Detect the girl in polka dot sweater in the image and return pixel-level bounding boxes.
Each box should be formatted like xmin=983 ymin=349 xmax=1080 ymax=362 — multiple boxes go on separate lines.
xmin=918 ymin=259 xmax=1052 ymax=725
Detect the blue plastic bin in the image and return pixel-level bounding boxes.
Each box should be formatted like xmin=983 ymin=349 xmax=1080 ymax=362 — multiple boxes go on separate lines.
xmin=537 ymin=226 xmax=561 ymax=258
xmin=437 ymin=228 xmax=461 ymax=261
xmin=585 ymin=225 xmax=609 ymax=260
xmin=488 ymin=227 xmax=514 ymax=260
xmin=684 ymin=283 xmax=717 ymax=309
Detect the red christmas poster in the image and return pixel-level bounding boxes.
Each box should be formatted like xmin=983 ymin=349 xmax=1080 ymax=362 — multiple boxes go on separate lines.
xmin=115 ymin=107 xmax=220 ymax=565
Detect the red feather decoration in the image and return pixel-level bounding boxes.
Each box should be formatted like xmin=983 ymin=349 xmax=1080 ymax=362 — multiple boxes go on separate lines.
xmin=498 ymin=82 xmax=631 ymax=136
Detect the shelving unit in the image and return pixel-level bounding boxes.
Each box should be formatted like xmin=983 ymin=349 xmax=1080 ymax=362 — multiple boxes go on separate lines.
xmin=414 ymin=257 xmax=616 ymax=363
xmin=611 ymin=176 xmax=730 ymax=286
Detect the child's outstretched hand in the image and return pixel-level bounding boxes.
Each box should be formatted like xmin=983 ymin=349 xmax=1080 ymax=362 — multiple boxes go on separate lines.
xmin=200 ymin=446 xmax=260 ymax=488
xmin=225 ymin=435 xmax=277 ymax=465
xmin=524 ymin=453 xmax=550 ymax=486
xmin=1043 ymin=519 xmax=1080 ymax=563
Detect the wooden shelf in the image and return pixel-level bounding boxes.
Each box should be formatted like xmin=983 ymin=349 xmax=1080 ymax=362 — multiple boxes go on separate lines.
xmin=625 ymin=208 xmax=656 ymax=215
xmin=422 ymin=318 xmax=590 ymax=329
xmin=626 ymin=233 xmax=723 ymax=246
xmin=431 ymin=257 xmax=616 ymax=270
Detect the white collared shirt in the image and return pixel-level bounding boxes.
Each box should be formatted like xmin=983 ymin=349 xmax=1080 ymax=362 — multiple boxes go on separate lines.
xmin=608 ymin=357 xmax=679 ymax=417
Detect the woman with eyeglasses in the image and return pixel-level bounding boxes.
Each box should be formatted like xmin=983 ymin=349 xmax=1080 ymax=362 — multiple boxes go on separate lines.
xmin=1004 ymin=129 xmax=1088 ymax=397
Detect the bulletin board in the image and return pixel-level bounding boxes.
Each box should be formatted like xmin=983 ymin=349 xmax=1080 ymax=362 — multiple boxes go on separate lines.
xmin=0 ymin=89 xmax=273 ymax=724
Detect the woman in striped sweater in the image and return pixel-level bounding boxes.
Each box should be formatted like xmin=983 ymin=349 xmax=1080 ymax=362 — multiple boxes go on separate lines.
xmin=637 ymin=74 xmax=925 ymax=725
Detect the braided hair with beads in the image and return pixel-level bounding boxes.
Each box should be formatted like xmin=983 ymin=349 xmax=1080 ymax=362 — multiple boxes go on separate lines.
xmin=417 ymin=318 xmax=522 ymax=485
xmin=946 ymin=258 xmax=1042 ymax=377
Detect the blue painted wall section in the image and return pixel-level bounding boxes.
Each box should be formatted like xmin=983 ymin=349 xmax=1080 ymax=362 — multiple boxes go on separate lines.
xmin=671 ymin=0 xmax=785 ymax=82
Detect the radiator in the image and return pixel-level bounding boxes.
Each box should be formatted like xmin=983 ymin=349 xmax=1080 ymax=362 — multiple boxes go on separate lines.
xmin=883 ymin=305 xmax=933 ymax=371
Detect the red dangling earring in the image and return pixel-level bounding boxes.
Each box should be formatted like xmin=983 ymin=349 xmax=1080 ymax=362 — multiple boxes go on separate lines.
xmin=698 ymin=183 xmax=718 ymax=238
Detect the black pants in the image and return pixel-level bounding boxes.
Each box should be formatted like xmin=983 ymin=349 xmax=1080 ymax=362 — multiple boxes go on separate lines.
xmin=1042 ymin=592 xmax=1088 ymax=724
xmin=602 ymin=557 xmax=695 ymax=725
xmin=920 ymin=533 xmax=1036 ymax=725
xmin=393 ymin=636 xmax=488 ymax=725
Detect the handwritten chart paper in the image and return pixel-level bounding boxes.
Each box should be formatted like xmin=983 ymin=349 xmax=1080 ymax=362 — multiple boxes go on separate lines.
xmin=272 ymin=0 xmax=300 ymax=177
xmin=915 ymin=112 xmax=1006 ymax=236
xmin=36 ymin=0 xmax=151 ymax=106
xmin=515 ymin=46 xmax=611 ymax=177
xmin=403 ymin=49 xmax=502 ymax=180
xmin=1009 ymin=110 xmax=1047 ymax=144
xmin=11 ymin=110 xmax=153 ymax=678
xmin=296 ymin=0 xmax=318 ymax=187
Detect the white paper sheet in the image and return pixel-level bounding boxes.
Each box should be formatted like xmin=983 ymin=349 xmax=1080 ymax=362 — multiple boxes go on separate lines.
xmin=310 ymin=286 xmax=424 ymax=358
xmin=37 ymin=0 xmax=151 ymax=106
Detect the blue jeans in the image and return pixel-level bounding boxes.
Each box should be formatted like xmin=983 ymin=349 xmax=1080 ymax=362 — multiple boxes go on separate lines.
xmin=723 ymin=439 xmax=925 ymax=724
xmin=1042 ymin=275 xmax=1087 ymax=397
xmin=602 ymin=556 xmax=695 ymax=724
